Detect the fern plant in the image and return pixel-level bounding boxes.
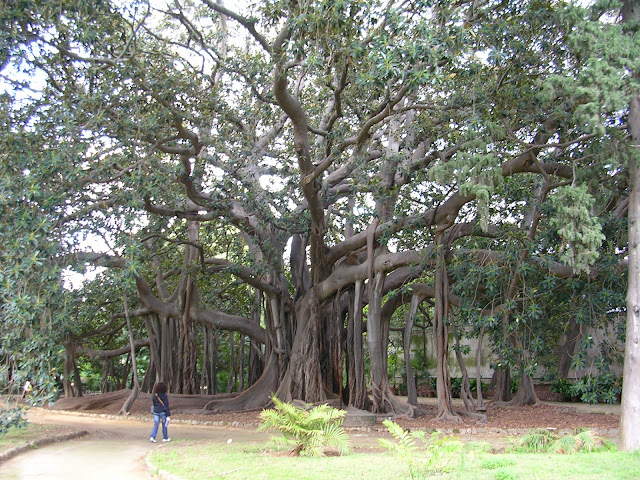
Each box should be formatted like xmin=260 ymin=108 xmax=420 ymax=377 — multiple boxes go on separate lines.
xmin=258 ymin=395 xmax=350 ymax=457
xmin=379 ymin=420 xmax=461 ymax=478
xmin=378 ymin=419 xmax=424 ymax=478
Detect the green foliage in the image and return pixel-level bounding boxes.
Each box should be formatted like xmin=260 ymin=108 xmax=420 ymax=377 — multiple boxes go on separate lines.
xmin=450 ymin=377 xmax=463 ymax=398
xmin=550 ymin=379 xmax=575 ymax=400
xmin=0 ymin=402 xmax=27 ymax=436
xmin=570 ymin=373 xmax=622 ymax=404
xmin=450 ymin=377 xmax=487 ymax=397
xmin=259 ymin=395 xmax=350 ymax=457
xmin=549 ymin=185 xmax=606 ymax=274
xmin=512 ymin=428 xmax=555 ymax=453
xmin=378 ymin=420 xmax=423 ymax=478
xmin=0 ymin=0 xmax=635 ymax=412
xmin=379 ymin=420 xmax=462 ymax=478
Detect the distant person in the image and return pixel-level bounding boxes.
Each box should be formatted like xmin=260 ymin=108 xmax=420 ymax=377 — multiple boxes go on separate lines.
xmin=150 ymin=381 xmax=171 ymax=443
xmin=22 ymin=380 xmax=33 ymax=398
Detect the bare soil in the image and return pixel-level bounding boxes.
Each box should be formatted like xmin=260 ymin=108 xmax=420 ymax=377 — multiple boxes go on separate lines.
xmin=48 ymin=387 xmax=620 ymax=437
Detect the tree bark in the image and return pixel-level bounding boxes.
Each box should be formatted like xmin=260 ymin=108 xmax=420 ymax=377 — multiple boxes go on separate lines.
xmin=621 ymin=88 xmax=640 ymax=450
xmin=368 ymin=271 xmax=391 ymax=413
xmin=475 ymin=326 xmax=485 ymax=408
xmin=490 ymin=367 xmax=512 ymax=403
xmin=404 ymin=295 xmax=419 ymax=406
xmin=119 ymin=292 xmax=141 ymax=415
xmin=347 ymin=280 xmax=368 ymax=409
xmin=557 ymin=319 xmax=583 ymax=380
xmin=433 ymin=237 xmax=460 ymax=421
xmin=248 ymin=289 xmax=264 ymax=387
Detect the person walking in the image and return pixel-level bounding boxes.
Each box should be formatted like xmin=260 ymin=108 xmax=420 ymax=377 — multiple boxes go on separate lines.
xmin=150 ymin=381 xmax=171 ymax=443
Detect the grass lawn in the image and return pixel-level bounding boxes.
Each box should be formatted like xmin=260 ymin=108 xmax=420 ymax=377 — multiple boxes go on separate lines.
xmin=148 ymin=440 xmax=640 ymax=480
xmin=0 ymin=424 xmax=56 ymax=455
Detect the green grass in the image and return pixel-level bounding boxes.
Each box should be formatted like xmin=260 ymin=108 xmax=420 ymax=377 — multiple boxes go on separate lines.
xmin=0 ymin=424 xmax=54 ymax=454
xmin=149 ymin=441 xmax=640 ymax=480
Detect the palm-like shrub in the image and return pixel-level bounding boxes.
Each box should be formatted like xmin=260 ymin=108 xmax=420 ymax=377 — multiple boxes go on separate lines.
xmin=514 ymin=428 xmax=615 ymax=454
xmin=258 ymin=395 xmax=351 ymax=457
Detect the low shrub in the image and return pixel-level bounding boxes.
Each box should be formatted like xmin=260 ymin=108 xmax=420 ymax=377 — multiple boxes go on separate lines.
xmin=550 ymin=379 xmax=575 ymax=401
xmin=512 ymin=428 xmax=615 ymax=454
xmin=570 ymin=373 xmax=622 ymax=404
xmin=258 ymin=395 xmax=350 ymax=457
xmin=379 ymin=420 xmax=462 ymax=478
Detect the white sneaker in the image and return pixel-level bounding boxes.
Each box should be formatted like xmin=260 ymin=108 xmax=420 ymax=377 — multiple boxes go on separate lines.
xmin=150 ymin=437 xmax=156 ymax=443
xmin=162 ymin=438 xmax=171 ymax=442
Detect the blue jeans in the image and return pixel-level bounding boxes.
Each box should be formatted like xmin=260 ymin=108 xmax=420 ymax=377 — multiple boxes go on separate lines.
xmin=151 ymin=412 xmax=168 ymax=440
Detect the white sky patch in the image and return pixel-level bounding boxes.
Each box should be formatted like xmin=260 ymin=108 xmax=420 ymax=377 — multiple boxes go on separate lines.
xmin=62 ymin=265 xmax=106 ymax=290
xmin=259 ymin=174 xmax=285 ymax=192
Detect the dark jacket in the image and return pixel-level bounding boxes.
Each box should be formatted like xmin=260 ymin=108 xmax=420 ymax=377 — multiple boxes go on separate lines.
xmin=152 ymin=392 xmax=170 ymax=416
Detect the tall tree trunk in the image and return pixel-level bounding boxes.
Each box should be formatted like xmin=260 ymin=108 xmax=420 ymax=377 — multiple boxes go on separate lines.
xmin=320 ymin=295 xmax=343 ymax=398
xmin=450 ymin=314 xmax=475 ymax=411
xmin=63 ymin=344 xmax=76 ymax=397
xmin=201 ymin=326 xmax=212 ymax=394
xmin=227 ymin=332 xmax=236 ymax=393
xmin=141 ymin=360 xmax=155 ymax=393
xmin=347 ymin=280 xmax=368 ymax=409
xmin=248 ymin=289 xmax=264 ymax=386
xmin=212 ymin=328 xmax=219 ymax=394
xmin=490 ymin=367 xmax=512 ymax=403
xmin=144 ymin=314 xmax=161 ymax=391
xmin=508 ymin=368 xmax=538 ymax=406
xmin=119 ymin=292 xmax=141 ymax=415
xmin=475 ymin=326 xmax=485 ymax=408
xmin=404 ymin=294 xmax=419 ymax=406
xmin=70 ymin=358 xmax=83 ymax=397
xmin=621 ymin=76 xmax=640 ymax=450
xmin=368 ymin=271 xmax=390 ymax=413
xmin=100 ymin=359 xmax=109 ymax=393
xmin=557 ymin=319 xmax=582 ymax=380
xmin=239 ymin=334 xmax=246 ymax=391
xmin=433 ymin=236 xmax=459 ymax=421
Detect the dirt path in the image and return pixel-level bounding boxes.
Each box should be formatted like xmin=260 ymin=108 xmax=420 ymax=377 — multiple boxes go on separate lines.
xmin=0 ymin=409 xmax=271 ymax=480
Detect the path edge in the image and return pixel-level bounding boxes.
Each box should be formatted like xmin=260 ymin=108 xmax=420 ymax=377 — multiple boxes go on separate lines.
xmin=0 ymin=430 xmax=89 ymax=465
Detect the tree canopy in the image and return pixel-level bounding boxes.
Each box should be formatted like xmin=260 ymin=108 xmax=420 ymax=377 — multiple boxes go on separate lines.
xmin=1 ymin=0 xmax=639 ymax=445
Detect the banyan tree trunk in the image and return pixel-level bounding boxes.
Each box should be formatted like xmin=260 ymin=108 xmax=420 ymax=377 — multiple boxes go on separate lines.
xmin=204 ymin=352 xmax=280 ymax=412
xmin=320 ymin=294 xmax=344 ymax=399
xmin=247 ymin=289 xmax=264 ymax=387
xmin=368 ymin=271 xmax=392 ymax=413
xmin=120 ymin=292 xmax=141 ymax=415
xmin=433 ymin=237 xmax=459 ymax=421
xmin=404 ymin=294 xmax=420 ymax=406
xmin=367 ymin=271 xmax=419 ymax=416
xmin=178 ymin=278 xmax=198 ymax=394
xmin=272 ymin=288 xmax=332 ymax=404
xmin=475 ymin=326 xmax=485 ymax=407
xmin=227 ymin=332 xmax=236 ymax=393
xmin=63 ymin=344 xmax=82 ymax=398
xmin=490 ymin=367 xmax=512 ymax=403
xmin=347 ymin=280 xmax=368 ymax=409
xmin=507 ymin=367 xmax=539 ymax=406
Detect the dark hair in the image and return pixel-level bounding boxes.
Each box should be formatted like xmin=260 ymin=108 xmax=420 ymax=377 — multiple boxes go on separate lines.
xmin=152 ymin=381 xmax=167 ymax=395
